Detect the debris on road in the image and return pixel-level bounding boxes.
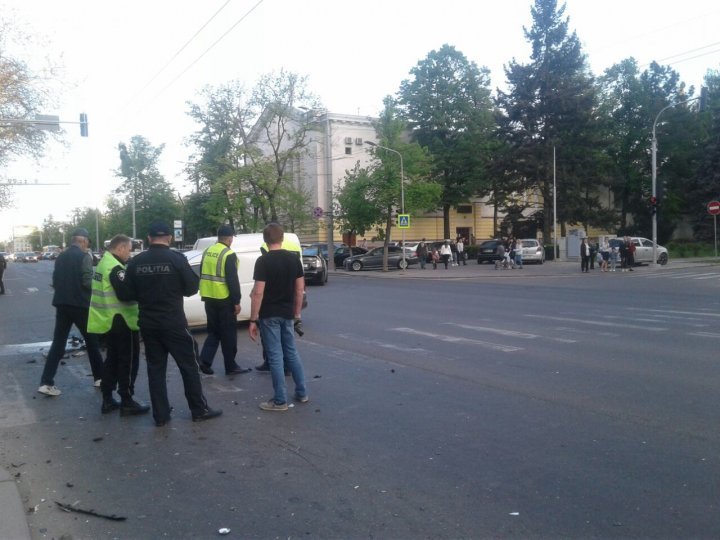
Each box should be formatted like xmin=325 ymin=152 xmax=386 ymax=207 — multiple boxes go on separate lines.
xmin=55 ymin=500 xmax=127 ymax=521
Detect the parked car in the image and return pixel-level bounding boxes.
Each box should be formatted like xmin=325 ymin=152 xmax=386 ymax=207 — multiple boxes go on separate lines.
xmin=609 ymin=237 xmax=669 ymax=265
xmin=476 ymin=239 xmax=505 ymax=264
xmin=333 ymin=246 xmax=367 ymax=268
xmin=183 ymin=232 xmax=305 ymax=328
xmin=517 ymin=239 xmax=545 ymax=264
xmin=306 ymin=243 xmax=344 ymax=261
xmin=302 ymin=246 xmax=328 ymax=285
xmin=18 ymin=252 xmax=38 ymax=263
xmin=344 ymin=245 xmax=418 ymax=271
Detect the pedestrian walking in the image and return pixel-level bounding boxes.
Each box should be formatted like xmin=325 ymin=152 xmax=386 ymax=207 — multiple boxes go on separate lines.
xmin=610 ymin=243 xmax=619 ymax=272
xmin=456 ymin=237 xmax=466 ymax=266
xmin=450 ymin=240 xmax=458 ymax=266
xmin=88 ymin=234 xmax=149 ymax=416
xmin=600 ymin=239 xmax=610 ymax=272
xmin=248 ymin=223 xmax=308 ymax=411
xmin=198 ymin=225 xmax=252 ymax=376
xmin=117 ymin=221 xmax=221 ymax=426
xmin=0 ymin=251 xmax=6 ymax=294
xmin=625 ymin=236 xmax=636 ymax=271
xmin=417 ymin=239 xmax=428 ymax=270
xmin=38 ymin=228 xmax=105 ymax=397
xmin=580 ymin=238 xmax=591 ymax=273
xmin=440 ymin=241 xmax=452 ymax=269
xmin=513 ymin=239 xmax=523 ymax=269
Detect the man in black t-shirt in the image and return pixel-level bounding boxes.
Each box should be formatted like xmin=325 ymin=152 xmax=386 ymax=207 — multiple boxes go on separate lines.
xmin=248 ymin=223 xmax=308 ymax=411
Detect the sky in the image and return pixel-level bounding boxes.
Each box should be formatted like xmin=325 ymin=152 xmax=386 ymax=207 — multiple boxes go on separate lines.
xmin=1 ymin=0 xmax=719 ymax=243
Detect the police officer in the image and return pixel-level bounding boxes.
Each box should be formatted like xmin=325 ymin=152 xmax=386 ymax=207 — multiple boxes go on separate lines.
xmin=38 ymin=228 xmax=105 ymax=397
xmin=255 ymin=234 xmax=303 ymax=373
xmin=117 ymin=221 xmax=221 ymax=426
xmin=88 ymin=234 xmax=149 ymax=416
xmin=198 ymin=225 xmax=251 ymax=375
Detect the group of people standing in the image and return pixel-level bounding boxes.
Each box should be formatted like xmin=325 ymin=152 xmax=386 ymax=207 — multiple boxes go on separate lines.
xmin=580 ymin=236 xmax=636 ymax=273
xmin=417 ymin=237 xmax=468 ymax=270
xmin=37 ymin=220 xmax=308 ymax=426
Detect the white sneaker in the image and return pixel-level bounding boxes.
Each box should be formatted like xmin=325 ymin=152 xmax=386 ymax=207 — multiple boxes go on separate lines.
xmin=38 ymin=385 xmax=61 ymax=396
xmin=94 ymin=379 xmax=102 ymax=388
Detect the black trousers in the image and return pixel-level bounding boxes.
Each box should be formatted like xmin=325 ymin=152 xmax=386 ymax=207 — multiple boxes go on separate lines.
xmin=41 ymin=305 xmax=104 ymax=386
xmin=141 ymin=326 xmax=208 ymax=424
xmin=0 ymin=269 xmax=5 ymax=293
xmin=581 ymin=255 xmax=590 ymax=272
xmin=100 ymin=315 xmax=140 ymax=400
xmin=199 ymin=301 xmax=238 ymax=372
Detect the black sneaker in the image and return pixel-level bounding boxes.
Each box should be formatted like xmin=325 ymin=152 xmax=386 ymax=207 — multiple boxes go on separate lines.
xmin=199 ymin=364 xmax=214 ymax=375
xmin=120 ymin=399 xmax=150 ymax=416
xmin=226 ymin=367 xmax=252 ymax=375
xmin=192 ymin=408 xmax=223 ymax=422
xmin=255 ymin=363 xmax=270 ymax=372
xmin=101 ymin=397 xmax=121 ymax=414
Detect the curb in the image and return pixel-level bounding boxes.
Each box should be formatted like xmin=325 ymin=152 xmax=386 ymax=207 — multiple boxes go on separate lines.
xmin=0 ymin=467 xmax=31 ymax=540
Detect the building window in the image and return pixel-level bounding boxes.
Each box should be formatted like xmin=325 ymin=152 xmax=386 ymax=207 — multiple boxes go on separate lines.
xmin=456 ymin=205 xmax=473 ymax=214
xmin=345 ymin=147 xmax=352 ymax=155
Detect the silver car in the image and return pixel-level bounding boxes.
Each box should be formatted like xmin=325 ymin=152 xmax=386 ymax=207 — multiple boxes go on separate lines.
xmin=517 ymin=239 xmax=545 ymax=264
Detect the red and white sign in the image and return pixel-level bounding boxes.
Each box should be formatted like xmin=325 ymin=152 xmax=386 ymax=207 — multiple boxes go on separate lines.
xmin=708 ymin=201 xmax=720 ymax=215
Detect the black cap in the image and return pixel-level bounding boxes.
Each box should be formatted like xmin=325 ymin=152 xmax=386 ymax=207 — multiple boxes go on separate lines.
xmin=147 ymin=220 xmax=172 ymax=237
xmin=217 ymin=224 xmax=235 ymax=237
xmin=71 ymin=228 xmax=90 ymax=238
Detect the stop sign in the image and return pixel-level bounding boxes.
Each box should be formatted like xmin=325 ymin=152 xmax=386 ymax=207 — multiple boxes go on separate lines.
xmin=708 ymin=201 xmax=720 ymax=215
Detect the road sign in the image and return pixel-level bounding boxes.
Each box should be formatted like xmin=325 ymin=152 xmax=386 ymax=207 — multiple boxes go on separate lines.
xmin=707 ymin=201 xmax=720 ymax=215
xmin=398 ymin=214 xmax=410 ymax=228
xmin=313 ymin=206 xmax=324 ymax=219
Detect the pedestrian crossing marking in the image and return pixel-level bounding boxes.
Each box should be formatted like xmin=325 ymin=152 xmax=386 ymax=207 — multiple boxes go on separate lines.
xmin=392 ymin=327 xmax=522 ymax=352
xmin=525 ymin=314 xmax=666 ymax=331
xmin=446 ymin=322 xmax=578 ymax=343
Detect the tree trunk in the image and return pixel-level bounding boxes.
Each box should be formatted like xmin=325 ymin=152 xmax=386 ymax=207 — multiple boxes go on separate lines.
xmin=443 ymin=203 xmax=451 ymax=240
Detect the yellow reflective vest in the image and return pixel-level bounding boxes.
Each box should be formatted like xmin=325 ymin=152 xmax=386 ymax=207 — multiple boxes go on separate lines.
xmin=88 ymin=251 xmax=139 ymax=333
xmin=199 ymin=242 xmax=232 ymax=299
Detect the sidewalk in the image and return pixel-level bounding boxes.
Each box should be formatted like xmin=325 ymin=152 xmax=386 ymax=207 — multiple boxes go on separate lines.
xmin=0 ymin=467 xmax=31 ymax=540
xmin=331 ymin=257 xmax=718 ymax=280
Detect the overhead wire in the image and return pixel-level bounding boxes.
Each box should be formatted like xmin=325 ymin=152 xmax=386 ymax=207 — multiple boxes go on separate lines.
xmin=120 ymin=0 xmax=234 ymax=113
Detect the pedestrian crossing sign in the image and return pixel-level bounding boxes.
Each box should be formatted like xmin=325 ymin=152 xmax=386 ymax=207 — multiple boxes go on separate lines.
xmin=398 ymin=214 xmax=410 ymax=229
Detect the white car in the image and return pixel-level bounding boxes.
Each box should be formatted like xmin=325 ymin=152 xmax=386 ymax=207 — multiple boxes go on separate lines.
xmin=609 ymin=237 xmax=668 ymax=265
xmin=517 ymin=239 xmax=545 ymax=264
xmin=183 ymin=232 xmax=303 ymax=328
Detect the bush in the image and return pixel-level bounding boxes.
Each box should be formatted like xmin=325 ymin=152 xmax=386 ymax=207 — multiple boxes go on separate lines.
xmin=465 ymin=245 xmax=479 ymax=259
xmin=666 ymin=241 xmax=716 ymax=258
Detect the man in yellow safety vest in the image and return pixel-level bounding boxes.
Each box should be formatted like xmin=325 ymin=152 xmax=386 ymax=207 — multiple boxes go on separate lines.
xmin=88 ymin=234 xmax=150 ymax=416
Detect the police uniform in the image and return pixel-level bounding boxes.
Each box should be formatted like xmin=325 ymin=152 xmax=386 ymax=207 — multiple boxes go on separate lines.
xmin=88 ymin=247 xmax=148 ymax=415
xmin=198 ymin=225 xmax=250 ymax=375
xmin=118 ymin=221 xmax=220 ymax=426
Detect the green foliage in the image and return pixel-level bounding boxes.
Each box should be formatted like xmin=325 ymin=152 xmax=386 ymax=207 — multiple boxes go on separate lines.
xmin=398 ymin=44 xmax=495 ymax=239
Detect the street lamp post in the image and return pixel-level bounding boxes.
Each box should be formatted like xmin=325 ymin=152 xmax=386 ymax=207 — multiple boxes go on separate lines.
xmin=364 ymin=141 xmax=405 ymax=269
xmin=651 ymin=93 xmax=703 ymax=267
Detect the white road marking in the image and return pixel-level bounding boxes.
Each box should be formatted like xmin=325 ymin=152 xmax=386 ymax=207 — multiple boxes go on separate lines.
xmin=694 ymin=274 xmax=720 ymax=280
xmin=525 ymin=314 xmax=666 ymax=331
xmin=392 ymin=327 xmax=522 ymax=352
xmin=626 ymin=307 xmax=720 ymax=318
xmin=0 ymin=341 xmax=53 ymax=357
xmin=555 ymin=326 xmax=619 ymax=337
xmin=670 ymin=272 xmax=719 ymax=279
xmin=446 ymin=322 xmax=577 ymax=343
xmin=338 ymin=333 xmax=427 ymax=353
xmin=688 ymin=332 xmax=720 ymax=339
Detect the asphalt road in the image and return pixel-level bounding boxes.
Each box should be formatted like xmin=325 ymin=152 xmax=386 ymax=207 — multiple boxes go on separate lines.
xmin=1 ymin=260 xmax=720 ymax=538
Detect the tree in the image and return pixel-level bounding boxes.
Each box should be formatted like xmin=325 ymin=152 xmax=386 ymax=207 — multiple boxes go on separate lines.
xmin=0 ymin=18 xmax=58 ymax=210
xmin=496 ymin=0 xmax=605 ymax=241
xmin=335 ymin=98 xmax=439 ymax=270
xmin=113 ymin=135 xmax=179 ymax=238
xmin=185 ymin=70 xmax=320 ymax=233
xmin=398 ymin=44 xmax=495 ymax=239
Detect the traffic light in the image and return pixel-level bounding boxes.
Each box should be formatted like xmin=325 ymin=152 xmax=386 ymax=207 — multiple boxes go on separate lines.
xmin=79 ymin=113 xmax=88 ymax=137
xmin=649 ymin=196 xmax=658 ymax=214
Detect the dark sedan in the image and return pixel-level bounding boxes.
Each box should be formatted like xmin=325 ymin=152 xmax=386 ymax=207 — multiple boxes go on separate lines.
xmin=344 ymin=246 xmax=418 ymax=271
xmin=476 ymin=239 xmax=505 ymax=264
xmin=333 ymin=246 xmax=367 ymax=267
xmin=302 ymin=246 xmax=328 ymax=285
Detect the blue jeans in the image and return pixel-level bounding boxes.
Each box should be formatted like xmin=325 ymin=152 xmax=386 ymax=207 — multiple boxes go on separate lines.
xmin=258 ymin=317 xmax=306 ymax=405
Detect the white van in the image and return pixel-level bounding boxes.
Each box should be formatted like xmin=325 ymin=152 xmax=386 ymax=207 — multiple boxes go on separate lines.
xmin=183 ymin=232 xmax=302 ymax=328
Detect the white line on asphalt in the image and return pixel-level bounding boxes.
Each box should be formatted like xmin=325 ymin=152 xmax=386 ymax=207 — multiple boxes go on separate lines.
xmin=626 ymin=307 xmax=720 ymax=318
xmin=446 ymin=322 xmax=577 ymax=343
xmin=337 ymin=333 xmax=427 ymax=353
xmin=688 ymin=332 xmax=720 ymax=339
xmin=694 ymin=274 xmax=720 ymax=280
xmin=602 ymin=315 xmax=674 ymax=324
xmin=631 ymin=313 xmax=705 ymax=322
xmin=392 ymin=328 xmax=522 ymax=352
xmin=26 ymin=287 xmax=38 ymax=293
xmin=670 ymin=272 xmax=720 ymax=279
xmin=555 ymin=326 xmax=619 ymax=337
xmin=0 ymin=341 xmax=53 ymax=357
xmin=525 ymin=315 xmax=666 ymax=331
